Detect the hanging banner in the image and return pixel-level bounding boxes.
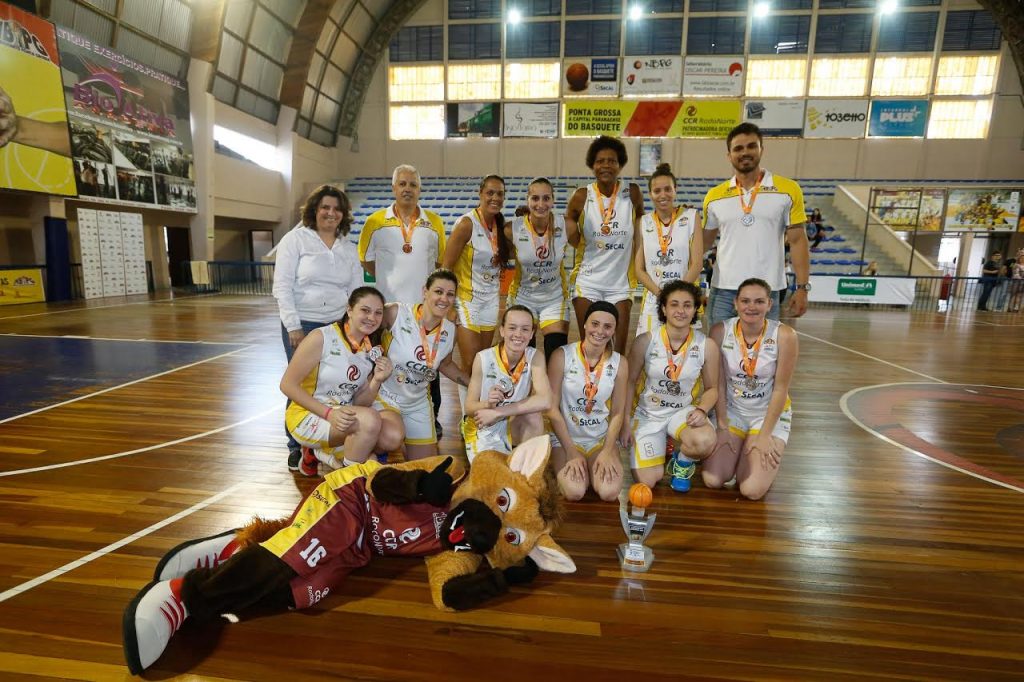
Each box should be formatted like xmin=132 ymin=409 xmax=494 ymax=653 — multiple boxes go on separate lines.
xmin=944 ymin=188 xmax=1022 ymax=232
xmin=868 ymin=100 xmax=928 ymax=138
xmin=804 ymin=99 xmax=868 ymax=138
xmin=0 ymin=1 xmax=76 ymax=196
xmin=809 ymin=276 xmax=915 ymax=305
xmin=743 ymin=100 xmax=805 ymax=137
xmin=918 ymin=189 xmax=946 ymax=231
xmin=0 ymin=268 xmax=46 ymax=305
xmin=562 ymin=58 xmax=619 ymax=96
xmin=563 ymin=100 xmax=741 ymax=138
xmin=56 ymin=26 xmax=196 ymax=211
xmin=870 ymin=188 xmax=922 ymax=229
xmin=446 ymin=103 xmax=500 ymax=137
xmin=502 ymin=102 xmax=558 ymax=138
xmin=670 ymin=100 xmax=742 ymax=138
xmin=622 ymin=56 xmax=682 ymax=96
xmin=682 ymin=56 xmax=744 ymax=97
xmin=639 ymin=139 xmax=661 ymax=175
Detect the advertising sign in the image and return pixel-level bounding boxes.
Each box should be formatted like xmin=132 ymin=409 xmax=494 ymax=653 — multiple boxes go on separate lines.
xmin=682 ymin=56 xmax=744 ymax=97
xmin=0 ymin=268 xmax=46 ymax=305
xmin=622 ymin=56 xmax=681 ymax=96
xmin=0 ymin=0 xmax=76 ymax=196
xmin=871 ymin=188 xmax=923 ymax=229
xmin=804 ymin=99 xmax=868 ymax=138
xmin=671 ymin=100 xmax=742 ymax=138
xmin=918 ymin=189 xmax=946 ymax=231
xmin=502 ymin=102 xmax=558 ymax=138
xmin=868 ymin=100 xmax=928 ymax=138
xmin=56 ymin=26 xmax=196 ymax=211
xmin=562 ymin=58 xmax=619 ymax=96
xmin=809 ymin=276 xmax=915 ymax=305
xmin=944 ymin=188 xmax=1022 ymax=231
xmin=743 ymin=100 xmax=805 ymax=137
xmin=446 ymin=102 xmax=500 ymax=137
xmin=563 ymin=100 xmax=741 ymax=138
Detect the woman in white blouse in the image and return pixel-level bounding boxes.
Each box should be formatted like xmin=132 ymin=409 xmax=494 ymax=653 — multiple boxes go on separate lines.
xmin=272 ymin=184 xmax=364 ymax=471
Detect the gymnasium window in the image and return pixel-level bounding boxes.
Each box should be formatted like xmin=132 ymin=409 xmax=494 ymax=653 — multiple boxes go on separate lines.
xmin=565 ymin=0 xmax=623 ymax=14
xmin=447 ymin=63 xmax=503 ymax=101
xmin=625 ymin=18 xmax=682 ymax=56
xmin=745 ymin=58 xmax=807 ymax=97
xmin=749 ymin=15 xmax=811 ymax=55
xmin=870 ymin=56 xmax=933 ymax=96
xmin=687 ymin=17 xmax=746 ymax=55
xmin=926 ymin=99 xmax=992 ymax=139
xmin=448 ymin=0 xmax=500 ymax=19
xmin=389 ymin=105 xmax=446 ymax=140
xmin=934 ymin=55 xmax=999 ymax=96
xmin=448 ymin=23 xmax=501 ymax=60
xmin=814 ymin=14 xmax=872 ymax=54
xmin=519 ymin=0 xmax=563 ymax=16
xmin=647 ymin=0 xmax=684 ymax=11
xmin=506 ymin=21 xmax=561 ymax=59
xmin=773 ymin=0 xmax=813 ymax=9
xmin=688 ymin=0 xmax=746 ymax=11
xmin=388 ymin=65 xmax=445 ymax=102
xmin=505 ymin=61 xmax=561 ymax=99
xmin=389 ymin=26 xmax=443 ymax=62
xmin=817 ymin=0 xmax=874 ymax=8
xmin=942 ymin=11 xmax=1002 ymax=52
xmin=808 ymin=57 xmax=869 ymax=97
xmin=565 ymin=19 xmax=622 ymax=57
xmin=877 ymin=12 xmax=938 ymax=52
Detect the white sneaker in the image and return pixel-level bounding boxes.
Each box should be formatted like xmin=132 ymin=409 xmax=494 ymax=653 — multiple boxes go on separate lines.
xmin=123 ymin=578 xmax=188 ymax=675
xmin=153 ymin=529 xmax=238 ymax=581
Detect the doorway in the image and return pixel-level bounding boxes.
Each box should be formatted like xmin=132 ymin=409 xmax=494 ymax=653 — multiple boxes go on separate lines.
xmin=165 ymin=226 xmax=191 ymax=286
xmin=250 ymin=230 xmax=274 ymax=260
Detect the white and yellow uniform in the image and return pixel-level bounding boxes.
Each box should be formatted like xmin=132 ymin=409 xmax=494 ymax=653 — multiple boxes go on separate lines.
xmin=452 ymin=210 xmax=502 ymax=331
xmin=507 ymin=214 xmax=570 ymax=328
xmin=630 ymin=327 xmax=707 ymax=470
xmin=702 ymin=170 xmax=805 ymax=291
xmin=463 ymin=345 xmax=536 ymax=461
xmin=286 ymin=322 xmax=375 ymax=456
xmin=376 ymin=303 xmax=456 ymax=444
xmin=720 ymin=317 xmax=792 ymax=442
xmin=550 ymin=343 xmax=621 ymax=457
xmin=358 ymin=204 xmax=446 ymax=305
xmin=636 ymin=208 xmax=699 ymax=336
xmin=571 ymin=183 xmax=636 ymax=304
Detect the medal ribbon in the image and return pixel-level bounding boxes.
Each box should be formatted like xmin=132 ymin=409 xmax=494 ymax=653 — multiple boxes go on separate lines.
xmin=415 ymin=304 xmax=443 ymax=370
xmin=661 ymin=326 xmax=693 ymax=382
xmin=735 ymin=319 xmax=767 ymax=380
xmin=593 ymin=182 xmax=619 ymax=229
xmin=653 ymin=207 xmax=680 ymax=257
xmin=394 ymin=204 xmax=419 ymax=251
xmin=577 ymin=342 xmax=608 ymax=414
xmin=474 ymin=208 xmax=500 ymax=263
xmin=498 ymin=344 xmax=527 ymax=387
xmin=735 ymin=170 xmax=765 ymax=219
xmin=524 ymin=215 xmax=550 ymax=260
xmin=343 ymin=321 xmax=372 ymax=353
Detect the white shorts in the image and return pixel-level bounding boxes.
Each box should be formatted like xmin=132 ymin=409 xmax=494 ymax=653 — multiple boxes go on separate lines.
xmin=572 ymin=283 xmax=633 ymax=306
xmin=455 ymin=296 xmax=497 ymax=332
xmin=285 ymin=407 xmax=345 ymax=458
xmin=726 ymin=406 xmax=792 ymax=444
xmin=375 ymin=397 xmax=437 ymax=445
xmin=630 ymin=405 xmax=695 ymax=470
xmin=635 ymin=292 xmax=660 ymax=337
xmin=462 ymin=418 xmax=511 ymax=462
xmin=508 ymin=294 xmax=569 ymax=329
xmin=550 ymin=433 xmax=604 ymax=457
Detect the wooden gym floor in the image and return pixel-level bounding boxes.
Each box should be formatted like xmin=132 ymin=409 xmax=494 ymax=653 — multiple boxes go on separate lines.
xmin=0 ymin=293 xmax=1022 ymax=681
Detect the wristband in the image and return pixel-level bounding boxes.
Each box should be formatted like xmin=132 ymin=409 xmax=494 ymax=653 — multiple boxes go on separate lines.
xmin=323 ymin=407 xmax=333 ymax=421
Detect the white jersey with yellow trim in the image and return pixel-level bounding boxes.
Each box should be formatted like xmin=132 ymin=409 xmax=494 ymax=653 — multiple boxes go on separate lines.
xmin=508 ymin=214 xmax=568 ymax=305
xmin=466 ymin=345 xmax=536 ymax=447
xmin=558 ymin=343 xmax=621 ymax=444
xmin=292 ymin=322 xmax=374 ymax=412
xmin=452 ymin=210 xmax=502 ymax=306
xmin=639 ymin=208 xmax=697 ymax=288
xmin=571 ymin=183 xmax=636 ymax=292
xmin=720 ymin=317 xmax=785 ymax=417
xmin=378 ymin=303 xmax=456 ymax=409
xmin=633 ymin=328 xmax=706 ymax=422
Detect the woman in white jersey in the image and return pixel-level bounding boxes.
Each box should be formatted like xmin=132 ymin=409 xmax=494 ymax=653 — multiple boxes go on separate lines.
xmin=622 ymin=280 xmax=720 ymax=491
xmin=463 ymin=305 xmax=552 ymax=462
xmin=565 ymin=136 xmax=645 ymax=354
xmin=705 ymin=277 xmax=798 ymax=500
xmin=505 ymin=177 xmax=571 ymax=360
xmin=280 ymin=287 xmax=397 ymax=477
xmin=375 ymin=269 xmax=471 ymax=460
xmin=634 ymin=163 xmax=704 ymax=336
xmin=443 ymin=175 xmax=510 ymax=377
xmin=548 ymin=301 xmax=628 ymax=502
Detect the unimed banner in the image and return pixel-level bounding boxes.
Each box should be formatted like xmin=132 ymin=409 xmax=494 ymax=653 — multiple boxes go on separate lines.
xmin=563 ymin=100 xmax=740 ymax=138
xmin=809 ymin=276 xmax=915 ymax=305
xmin=57 ymin=26 xmax=196 ymax=211
xmin=0 ymin=1 xmax=76 ymax=196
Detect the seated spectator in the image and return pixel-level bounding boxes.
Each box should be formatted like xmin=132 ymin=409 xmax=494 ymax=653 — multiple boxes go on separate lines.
xmin=863 ymin=261 xmax=879 ymax=276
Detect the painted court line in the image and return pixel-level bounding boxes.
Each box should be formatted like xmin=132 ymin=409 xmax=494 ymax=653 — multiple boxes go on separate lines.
xmin=0 ymin=293 xmax=218 ymax=321
xmin=796 ymin=330 xmax=947 ymax=384
xmin=0 ymin=481 xmax=247 ymax=604
xmin=1 ymin=332 xmax=243 ymax=346
xmin=0 ymin=405 xmax=279 ymax=477
xmin=0 ymin=345 xmax=256 ymax=425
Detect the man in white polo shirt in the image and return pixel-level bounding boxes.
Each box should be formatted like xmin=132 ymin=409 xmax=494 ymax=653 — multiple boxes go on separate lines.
xmin=702 ymin=123 xmax=811 ymax=325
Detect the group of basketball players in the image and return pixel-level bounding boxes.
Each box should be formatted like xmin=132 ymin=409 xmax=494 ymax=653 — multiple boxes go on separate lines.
xmin=275 ymin=123 xmax=807 ymax=502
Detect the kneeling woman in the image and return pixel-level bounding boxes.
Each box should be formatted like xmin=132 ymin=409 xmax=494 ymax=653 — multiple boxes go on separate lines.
xmin=376 ymin=269 xmax=471 ymax=460
xmin=622 ymin=280 xmax=720 ymax=491
xmin=547 ymin=301 xmax=628 ymax=501
xmin=463 ymin=305 xmax=552 ymax=462
xmin=280 ymin=287 xmax=397 ymax=476
xmin=705 ymin=277 xmax=797 ymax=500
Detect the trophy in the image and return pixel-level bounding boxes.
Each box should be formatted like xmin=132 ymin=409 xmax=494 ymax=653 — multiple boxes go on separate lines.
xmin=617 ymin=483 xmax=656 ymax=572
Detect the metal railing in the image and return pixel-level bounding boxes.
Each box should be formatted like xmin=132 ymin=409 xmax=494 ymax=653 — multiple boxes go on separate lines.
xmin=186 ymin=261 xmax=275 ymax=295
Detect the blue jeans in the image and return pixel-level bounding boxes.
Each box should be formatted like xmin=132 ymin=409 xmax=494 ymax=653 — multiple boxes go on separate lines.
xmin=708 ymin=287 xmax=781 ymax=327
xmin=281 ymin=320 xmax=327 ymax=452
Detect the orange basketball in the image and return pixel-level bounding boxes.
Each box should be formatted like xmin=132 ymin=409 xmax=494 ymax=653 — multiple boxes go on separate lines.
xmin=565 ymin=62 xmax=589 ymax=91
xmin=629 ymin=483 xmax=653 ymax=508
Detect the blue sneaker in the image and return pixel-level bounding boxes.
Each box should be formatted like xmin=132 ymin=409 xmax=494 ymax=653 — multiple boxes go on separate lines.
xmin=669 ymin=455 xmax=695 ymax=493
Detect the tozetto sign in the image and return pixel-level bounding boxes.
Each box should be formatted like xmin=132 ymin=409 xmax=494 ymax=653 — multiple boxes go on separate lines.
xmin=804 ymin=99 xmax=869 ymax=138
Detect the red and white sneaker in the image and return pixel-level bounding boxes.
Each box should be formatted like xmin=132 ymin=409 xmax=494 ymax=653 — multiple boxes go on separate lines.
xmin=153 ymin=529 xmax=239 ymax=581
xmin=299 ymin=447 xmax=320 ymax=477
xmin=123 ymin=578 xmax=188 ymax=675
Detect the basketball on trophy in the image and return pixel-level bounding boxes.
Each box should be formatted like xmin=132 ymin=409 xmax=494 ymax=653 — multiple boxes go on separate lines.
xmin=628 ymin=483 xmax=653 ymax=509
